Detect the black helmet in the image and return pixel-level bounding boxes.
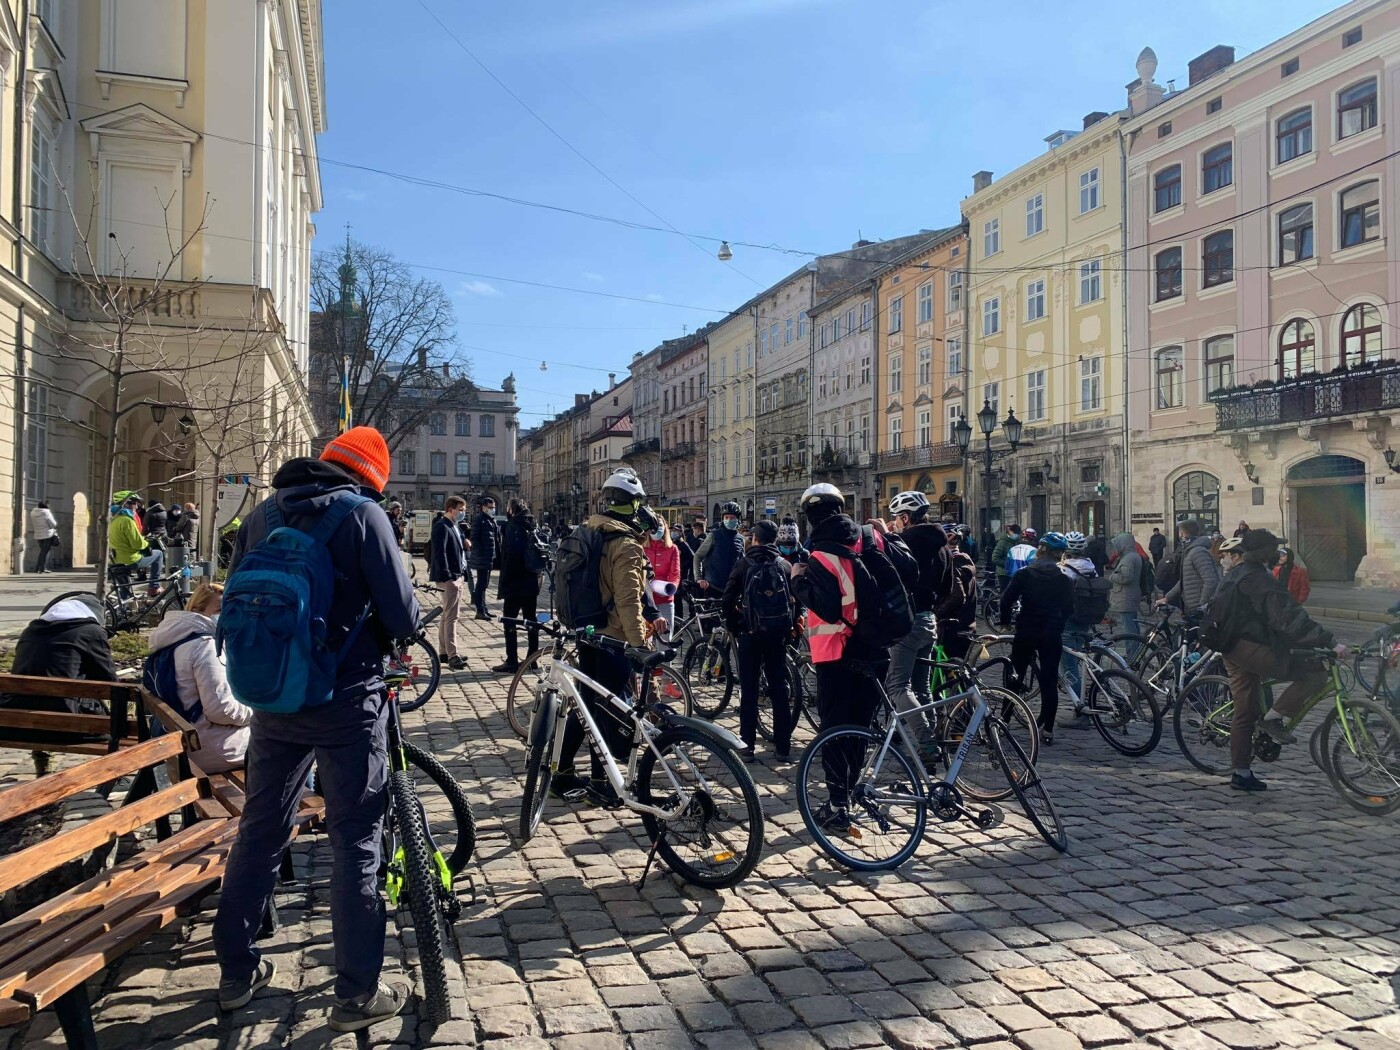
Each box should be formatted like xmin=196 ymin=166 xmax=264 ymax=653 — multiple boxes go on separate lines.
xmin=720 ymin=501 xmax=741 ymax=517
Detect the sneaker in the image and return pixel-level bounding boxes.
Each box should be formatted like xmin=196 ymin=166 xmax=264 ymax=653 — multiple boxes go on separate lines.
xmin=219 ymin=958 xmax=276 ymax=1011
xmin=549 ymin=770 xmax=588 ymax=800
xmin=773 ymin=749 xmax=794 ymax=763
xmin=814 ymin=801 xmax=853 ymax=834
xmin=1231 ymin=771 xmax=1268 ymax=792
xmin=584 ymin=779 xmax=623 ymax=809
xmin=738 ymin=745 xmax=756 ymax=763
xmin=491 ymin=661 xmax=518 ymax=674
xmin=447 ymin=655 xmax=468 ymax=671
xmin=328 ymin=979 xmax=411 ymax=1033
xmin=1259 ymin=718 xmax=1296 ymax=745
xmin=475 ymin=611 xmax=495 ymax=621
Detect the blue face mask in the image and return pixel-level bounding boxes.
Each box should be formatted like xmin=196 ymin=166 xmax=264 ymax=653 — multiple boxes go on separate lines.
xmin=779 ymin=544 xmax=796 ymax=555
xmin=723 ymin=518 xmax=739 ymax=531
xmin=651 ymin=528 xmax=666 ymax=541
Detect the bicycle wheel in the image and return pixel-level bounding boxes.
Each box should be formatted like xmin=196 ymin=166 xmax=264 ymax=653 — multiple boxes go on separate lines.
xmin=755 ymin=658 xmax=803 ymax=744
xmin=506 ymin=649 xmax=551 ymax=740
xmin=519 ymin=691 xmax=559 ymax=842
xmin=1173 ymin=674 xmax=1233 ymax=774
xmin=1354 ymin=632 xmax=1400 ymax=709
xmin=387 ymin=769 xmax=451 ymax=1023
xmin=645 ymin=664 xmax=694 ymax=718
xmin=403 ymin=740 xmax=476 ymax=876
xmin=634 ymin=726 xmax=764 ymax=888
xmin=989 ymin=719 xmax=1067 ymax=852
xmin=974 ymin=656 xmax=1025 ymax=698
xmin=1085 ymin=667 xmax=1162 ymax=756
xmin=1323 ymin=697 xmax=1400 ymax=815
xmin=796 ymin=725 xmax=928 ymax=872
xmin=944 ymin=688 xmax=1038 ymax=803
xmin=682 ymin=639 xmax=734 ymax=719
xmin=1107 ymin=633 xmax=1164 ymax=678
xmin=389 ymin=635 xmax=441 ymax=714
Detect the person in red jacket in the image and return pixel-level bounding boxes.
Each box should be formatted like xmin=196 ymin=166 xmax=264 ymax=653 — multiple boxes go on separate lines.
xmin=644 ymin=513 xmax=681 ymax=637
xmin=1273 ymin=546 xmax=1311 ymax=605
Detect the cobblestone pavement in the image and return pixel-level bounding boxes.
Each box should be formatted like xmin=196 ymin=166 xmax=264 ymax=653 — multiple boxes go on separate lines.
xmin=7 ymin=609 xmax=1400 ymax=1050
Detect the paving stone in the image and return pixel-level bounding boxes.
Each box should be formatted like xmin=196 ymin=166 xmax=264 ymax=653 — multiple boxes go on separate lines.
xmin=880 ymin=1016 xmax=958 ymax=1050
xmin=934 ymin=1007 xmax=1006 ymax=1043
xmin=790 ymin=995 xmax=861 ymax=1026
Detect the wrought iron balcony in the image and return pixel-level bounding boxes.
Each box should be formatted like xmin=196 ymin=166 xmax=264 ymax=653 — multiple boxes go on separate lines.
xmin=875 ymin=441 xmax=961 ymax=473
xmin=661 ymin=441 xmax=698 ymax=461
xmin=1215 ymin=363 xmax=1400 ymax=431
xmin=622 ymin=437 xmax=661 ymax=460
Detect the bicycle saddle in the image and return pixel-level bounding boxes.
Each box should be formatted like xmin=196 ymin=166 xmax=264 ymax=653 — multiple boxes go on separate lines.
xmin=628 ymin=646 xmax=675 ymax=669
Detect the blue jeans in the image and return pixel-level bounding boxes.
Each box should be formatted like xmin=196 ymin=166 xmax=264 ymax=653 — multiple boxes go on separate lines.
xmin=136 ymin=549 xmax=164 ymax=586
xmin=214 ymin=701 xmax=389 ymax=1000
xmin=1060 ymin=623 xmax=1093 ymax=707
xmin=886 ymin=612 xmax=937 ymax=735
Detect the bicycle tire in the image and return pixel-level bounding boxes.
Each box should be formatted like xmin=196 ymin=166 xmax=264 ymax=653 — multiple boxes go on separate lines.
xmin=755 ymin=658 xmax=803 ymax=743
xmin=646 ymin=664 xmax=695 ymax=718
xmin=403 ymin=740 xmax=477 ymax=876
xmin=388 ymin=768 xmax=451 ymax=1024
xmin=1106 ymin=633 xmax=1166 ymax=678
xmin=796 ymin=725 xmax=928 ymax=872
xmin=989 ymin=719 xmax=1067 ymax=852
xmin=1085 ymin=667 xmax=1162 ymax=757
xmin=1173 ymin=674 xmax=1233 ymax=774
xmin=682 ymin=639 xmax=734 ymax=719
xmin=634 ymin=725 xmax=764 ymax=888
xmin=1321 ymin=696 xmax=1400 ymax=815
xmin=974 ymin=656 xmax=1023 ymax=698
xmin=519 ymin=691 xmax=559 ymax=842
xmin=945 ymin=687 xmax=1038 ymax=802
xmin=391 ymin=634 xmax=441 ymax=714
xmin=506 ymin=649 xmax=552 ymax=740
xmin=1354 ymin=631 xmax=1400 ymax=708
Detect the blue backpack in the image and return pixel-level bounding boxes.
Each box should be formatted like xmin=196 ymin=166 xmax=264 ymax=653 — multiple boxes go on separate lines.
xmin=142 ymin=630 xmax=210 ymax=727
xmin=216 ymin=494 xmax=371 ymax=713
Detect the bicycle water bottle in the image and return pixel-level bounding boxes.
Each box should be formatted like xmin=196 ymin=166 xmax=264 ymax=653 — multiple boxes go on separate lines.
xmin=1185 ymin=651 xmax=1202 ymax=668
xmin=179 ymin=562 xmax=193 ymax=597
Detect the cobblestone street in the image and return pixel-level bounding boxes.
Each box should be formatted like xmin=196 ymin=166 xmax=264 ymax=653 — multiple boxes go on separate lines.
xmin=6 ymin=611 xmax=1400 ymax=1050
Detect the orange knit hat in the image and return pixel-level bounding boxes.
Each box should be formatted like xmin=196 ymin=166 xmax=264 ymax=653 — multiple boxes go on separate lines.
xmin=320 ymin=426 xmax=390 ymax=491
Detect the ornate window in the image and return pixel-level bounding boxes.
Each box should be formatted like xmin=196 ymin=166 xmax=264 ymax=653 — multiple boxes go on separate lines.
xmin=1340 ymin=304 xmax=1382 ymax=368
xmin=1155 ymin=347 xmax=1184 ymax=409
xmin=1278 ymin=319 xmax=1316 ymax=379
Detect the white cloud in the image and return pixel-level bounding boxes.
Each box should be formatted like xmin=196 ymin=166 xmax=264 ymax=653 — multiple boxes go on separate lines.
xmin=581 ymin=271 xmax=605 ymax=283
xmin=459 ymin=280 xmax=503 ymax=298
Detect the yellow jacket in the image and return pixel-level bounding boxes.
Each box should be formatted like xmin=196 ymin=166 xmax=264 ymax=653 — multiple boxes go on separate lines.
xmin=586 ymin=513 xmax=648 ymax=647
xmin=108 ymin=511 xmax=148 ymax=566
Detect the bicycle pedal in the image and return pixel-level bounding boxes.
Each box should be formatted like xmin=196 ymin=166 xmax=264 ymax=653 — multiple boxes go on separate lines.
xmin=972 ymin=805 xmax=1004 ymax=830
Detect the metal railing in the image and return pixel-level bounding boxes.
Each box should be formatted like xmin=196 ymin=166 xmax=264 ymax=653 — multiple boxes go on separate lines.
xmin=1215 ymin=364 xmax=1400 ymax=431
xmin=874 ymin=441 xmax=961 ymax=473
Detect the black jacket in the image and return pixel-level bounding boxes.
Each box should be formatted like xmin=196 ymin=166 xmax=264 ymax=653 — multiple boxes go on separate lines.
xmin=901 ymin=521 xmax=951 ymax=613
xmin=7 ymin=617 xmax=117 ymax=710
xmin=429 ymin=515 xmax=466 ymax=582
xmin=938 ymin=548 xmax=978 ymax=629
xmin=999 ymin=554 xmax=1074 ymax=637
xmin=676 ymin=538 xmax=694 ymax=583
xmin=791 ymin=514 xmax=885 ymax=662
xmin=721 ymin=543 xmax=794 ymax=635
xmin=1148 ymin=533 xmax=1167 ymax=561
xmin=498 ymin=514 xmax=542 ymax=600
xmin=1222 ymin=560 xmax=1333 ymax=655
xmin=469 ymin=510 xmax=501 ymax=569
xmin=145 ymin=503 xmax=168 ymax=537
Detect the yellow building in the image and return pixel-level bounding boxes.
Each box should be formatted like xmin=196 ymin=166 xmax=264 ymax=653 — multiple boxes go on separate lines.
xmin=873 ymin=227 xmax=969 ymax=523
xmin=962 ymin=112 xmax=1126 ymax=543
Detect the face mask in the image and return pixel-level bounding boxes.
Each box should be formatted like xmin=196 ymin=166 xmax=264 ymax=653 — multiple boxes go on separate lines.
xmin=723 ymin=518 xmax=739 ymax=531
xmin=779 ymin=544 xmax=796 ymax=555
xmin=651 ymin=528 xmax=665 ymax=541
xmin=207 ymin=613 xmax=219 ymax=627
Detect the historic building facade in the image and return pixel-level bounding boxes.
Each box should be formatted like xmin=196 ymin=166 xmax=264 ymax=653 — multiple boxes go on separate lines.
xmin=706 ymin=307 xmax=757 ymax=521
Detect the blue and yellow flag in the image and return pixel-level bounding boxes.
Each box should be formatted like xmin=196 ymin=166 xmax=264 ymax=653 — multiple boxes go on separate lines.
xmin=338 ymin=356 xmax=353 ymax=434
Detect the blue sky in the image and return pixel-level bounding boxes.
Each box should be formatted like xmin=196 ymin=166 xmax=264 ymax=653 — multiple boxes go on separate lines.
xmin=316 ymin=0 xmax=1339 ymax=429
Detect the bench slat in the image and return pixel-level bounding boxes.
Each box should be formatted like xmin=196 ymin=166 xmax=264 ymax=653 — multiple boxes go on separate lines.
xmin=0 ymin=997 xmax=28 ymax=1026
xmin=0 ymin=711 xmax=112 ymax=736
xmin=0 ymin=735 xmax=185 ymax=824
xmin=0 ymin=779 xmax=203 ymax=896
xmin=0 ymin=675 xmax=131 ymax=704
xmin=0 ymin=739 xmax=136 ymax=757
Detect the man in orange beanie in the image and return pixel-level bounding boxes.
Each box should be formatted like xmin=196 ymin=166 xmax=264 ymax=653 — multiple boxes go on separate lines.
xmin=213 ymin=426 xmax=420 ymax=1032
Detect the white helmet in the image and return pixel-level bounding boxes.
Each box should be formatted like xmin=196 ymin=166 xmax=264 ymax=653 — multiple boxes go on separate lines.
xmin=800 ymin=482 xmax=844 ymax=514
xmin=602 ymin=469 xmax=646 ymax=501
xmin=1065 ymin=530 xmax=1088 ymax=553
xmin=889 ymin=491 xmax=930 ymax=516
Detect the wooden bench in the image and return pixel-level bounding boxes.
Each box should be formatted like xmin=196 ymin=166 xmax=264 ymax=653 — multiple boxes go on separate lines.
xmin=0 ymin=675 xmax=322 ymax=1049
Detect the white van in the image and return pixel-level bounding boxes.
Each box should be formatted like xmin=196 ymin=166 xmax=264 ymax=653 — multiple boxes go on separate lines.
xmin=407 ymin=510 xmax=435 ymax=554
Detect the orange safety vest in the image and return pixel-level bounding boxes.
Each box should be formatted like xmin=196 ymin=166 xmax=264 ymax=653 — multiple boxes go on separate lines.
xmin=807 ymin=549 xmax=857 ymax=663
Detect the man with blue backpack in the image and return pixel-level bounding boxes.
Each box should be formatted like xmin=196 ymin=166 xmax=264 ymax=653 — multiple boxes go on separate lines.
xmin=211 ymin=426 xmax=420 ymax=1033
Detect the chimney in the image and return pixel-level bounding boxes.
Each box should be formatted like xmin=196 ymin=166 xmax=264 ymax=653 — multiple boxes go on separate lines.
xmin=575 ymin=393 xmax=588 ymax=408
xmin=608 ymin=372 xmax=616 ymax=390
xmin=441 ymin=362 xmax=451 ymax=379
xmin=1128 ymin=47 xmax=1166 ymax=115
xmin=417 ymin=346 xmax=428 ymax=371
xmin=972 ymin=170 xmax=993 ymax=193
xmin=1188 ymin=45 xmax=1234 ymax=86
xmin=852 ymin=239 xmax=874 ymax=249
xmin=1083 ymin=111 xmax=1109 ymax=129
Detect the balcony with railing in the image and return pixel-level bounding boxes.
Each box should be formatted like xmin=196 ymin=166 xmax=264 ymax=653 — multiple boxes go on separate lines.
xmin=661 ymin=441 xmax=697 ymax=461
xmin=1214 ymin=363 xmax=1400 ymax=431
xmin=875 ymin=441 xmax=961 ymax=473
xmin=622 ymin=437 xmax=661 ymax=460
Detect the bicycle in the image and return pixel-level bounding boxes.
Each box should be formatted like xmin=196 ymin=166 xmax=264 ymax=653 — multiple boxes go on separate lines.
xmin=796 ymin=664 xmax=1066 ymax=871
xmin=515 ymin=619 xmax=764 ymax=888
xmin=680 ymin=614 xmax=737 ymax=719
xmin=975 ymin=571 xmax=1002 ymax=630
xmin=386 ymin=599 xmax=443 ymax=713
xmin=1352 ymin=604 xmax=1400 ymax=713
xmin=379 ymin=665 xmax=476 ymax=1023
xmin=1112 ymin=609 xmax=1223 ymax=712
xmin=1174 ymin=649 xmax=1400 ymax=814
xmin=57 ymin=565 xmax=191 ymax=635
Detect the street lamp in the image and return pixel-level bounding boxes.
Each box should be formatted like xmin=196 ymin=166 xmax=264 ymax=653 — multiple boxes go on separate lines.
xmin=954 ymin=400 xmax=1023 ymax=572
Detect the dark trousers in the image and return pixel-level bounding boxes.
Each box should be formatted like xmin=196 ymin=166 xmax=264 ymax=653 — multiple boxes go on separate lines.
xmin=34 ymin=537 xmax=57 ymax=572
xmin=558 ymin=643 xmax=633 ymax=781
xmin=214 ymin=705 xmax=388 ymax=1001
xmin=737 ymin=632 xmax=791 ymax=752
xmin=815 ymin=660 xmax=883 ymax=808
xmin=502 ymin=593 xmax=539 ymax=665
xmin=470 ymin=566 xmax=492 ymax=614
xmin=1012 ymin=629 xmax=1064 ymax=730
xmin=1223 ymin=639 xmax=1326 ymax=770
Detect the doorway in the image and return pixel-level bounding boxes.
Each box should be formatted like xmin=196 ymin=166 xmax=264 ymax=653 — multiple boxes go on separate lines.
xmin=1078 ymin=500 xmax=1107 ymax=537
xmin=1289 ymin=455 xmax=1366 ymax=581
xmin=1029 ymin=494 xmax=1047 ymax=536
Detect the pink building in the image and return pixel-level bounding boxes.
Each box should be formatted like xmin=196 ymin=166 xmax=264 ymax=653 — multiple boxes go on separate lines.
xmin=1125 ymin=0 xmax=1400 ymax=584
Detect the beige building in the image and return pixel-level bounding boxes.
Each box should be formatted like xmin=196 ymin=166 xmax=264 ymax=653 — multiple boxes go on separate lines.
xmin=588 ymin=412 xmax=632 ymax=496
xmin=1 ymin=0 xmax=323 ymax=570
xmin=706 ymin=307 xmax=756 ymax=520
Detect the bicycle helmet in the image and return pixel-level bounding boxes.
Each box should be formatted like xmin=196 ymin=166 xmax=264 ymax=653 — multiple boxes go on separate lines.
xmin=1040 ymin=531 xmax=1069 ymax=551
xmin=1219 ymin=536 xmax=1243 ymax=552
xmin=1021 ymin=527 xmax=1038 ymax=543
xmin=602 ymin=469 xmax=646 ymax=505
xmin=888 ymin=491 xmax=930 ymax=516
xmin=800 ymin=483 xmax=844 ymax=513
xmin=720 ymin=500 xmax=741 ymax=517
xmin=1064 ymin=530 xmax=1088 ymax=553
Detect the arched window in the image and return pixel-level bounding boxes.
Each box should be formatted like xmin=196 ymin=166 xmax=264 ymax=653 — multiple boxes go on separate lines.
xmin=1341 ymin=304 xmax=1383 ymax=368
xmin=1172 ymin=471 xmax=1220 ymax=536
xmin=1279 ymin=319 xmax=1316 ymax=379
xmin=1155 ymin=347 xmax=1184 ymax=409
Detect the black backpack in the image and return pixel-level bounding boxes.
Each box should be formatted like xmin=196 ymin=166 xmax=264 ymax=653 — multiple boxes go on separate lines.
xmin=1138 ymin=555 xmax=1156 ymax=596
xmin=1201 ymin=574 xmax=1247 ymax=653
xmin=863 ymin=524 xmax=919 ymax=597
xmin=552 ymin=525 xmax=624 ymax=629
xmin=142 ymin=631 xmax=210 ymax=725
xmin=848 ymin=531 xmax=914 ymax=644
xmin=1067 ymin=566 xmax=1111 ymax=626
xmin=743 ymin=559 xmax=792 ymax=635
xmin=1155 ymin=547 xmax=1183 ymax=595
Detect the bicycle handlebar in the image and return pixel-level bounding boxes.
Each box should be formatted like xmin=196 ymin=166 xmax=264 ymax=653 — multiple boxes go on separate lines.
xmin=498 ymin=616 xmax=676 ymax=668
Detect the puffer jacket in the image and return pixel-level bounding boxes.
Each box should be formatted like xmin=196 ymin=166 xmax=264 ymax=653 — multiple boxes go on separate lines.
xmin=999 ymin=554 xmax=1074 ymax=637
xmin=149 ymin=609 xmax=253 ymax=773
xmin=991 ymin=532 xmax=1018 ymax=574
xmin=586 ymin=513 xmax=648 ymax=646
xmin=697 ymin=526 xmax=744 ymax=590
xmin=469 ymin=510 xmax=501 ymax=569
xmin=1107 ymin=533 xmax=1144 ymax=613
xmin=1165 ymin=535 xmax=1220 ymax=612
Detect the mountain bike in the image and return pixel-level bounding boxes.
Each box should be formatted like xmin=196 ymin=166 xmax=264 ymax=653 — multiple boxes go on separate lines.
xmin=514 ymin=619 xmax=764 ymax=888
xmin=386 ymin=603 xmax=443 ymax=713
xmin=57 ymin=566 xmax=190 ymax=635
xmin=681 ymin=618 xmax=737 ymax=719
xmin=796 ymin=664 xmax=1066 ymax=872
xmin=1174 ymin=649 xmax=1400 ymax=814
xmin=380 ymin=666 xmax=476 ymax=1023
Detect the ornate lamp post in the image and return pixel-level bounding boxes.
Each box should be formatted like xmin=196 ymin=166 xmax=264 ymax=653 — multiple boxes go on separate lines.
xmin=953 ymin=400 xmax=1023 ymax=572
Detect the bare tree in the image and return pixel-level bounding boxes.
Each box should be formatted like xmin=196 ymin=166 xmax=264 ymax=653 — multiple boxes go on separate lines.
xmin=310 ymin=240 xmax=472 ymax=447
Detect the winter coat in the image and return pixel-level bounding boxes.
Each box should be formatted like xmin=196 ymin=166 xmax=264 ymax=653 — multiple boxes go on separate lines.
xmin=697 ymin=526 xmax=744 ymax=590
xmin=429 ymin=515 xmax=467 ymax=582
xmin=1274 ymin=562 xmax=1311 ymax=605
xmin=1222 ymin=561 xmax=1332 ymax=658
xmin=901 ymin=521 xmax=951 ymax=613
xmin=149 ymin=610 xmax=252 ymax=773
xmin=585 ymin=513 xmax=649 ymax=647
xmin=721 ymin=543 xmax=794 ymax=635
xmin=937 ymin=548 xmax=977 ymax=628
xmin=7 ymin=608 xmax=117 ymax=707
xmin=992 ymin=533 xmax=1018 ymax=574
xmin=29 ymin=505 xmax=57 ymax=541
xmin=145 ymin=503 xmax=169 ymax=537
xmin=469 ymin=510 xmax=501 ymax=569
xmin=999 ymin=554 xmax=1074 ymax=638
xmin=108 ymin=509 xmax=149 ymax=565
xmin=228 ymin=458 xmax=419 ymax=730
xmin=1107 ymin=533 xmax=1144 ymax=613
xmin=1148 ymin=532 xmax=1167 ymax=563
xmin=1164 ymin=535 xmax=1221 ymax=612
xmin=675 ymin=538 xmax=694 ymax=583
xmin=644 ymin=539 xmax=680 ymax=606
xmin=790 ymin=513 xmax=885 ymax=663
xmin=498 ymin=515 xmax=543 ymax=600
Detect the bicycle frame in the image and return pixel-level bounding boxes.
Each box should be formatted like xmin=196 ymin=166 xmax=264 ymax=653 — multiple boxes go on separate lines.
xmin=862 ymin=681 xmax=991 ymax=801
xmin=1196 ymin=657 xmax=1366 ymax=755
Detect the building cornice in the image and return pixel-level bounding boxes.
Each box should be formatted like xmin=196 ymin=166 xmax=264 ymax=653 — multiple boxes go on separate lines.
xmin=963 ymin=118 xmax=1126 ymax=215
